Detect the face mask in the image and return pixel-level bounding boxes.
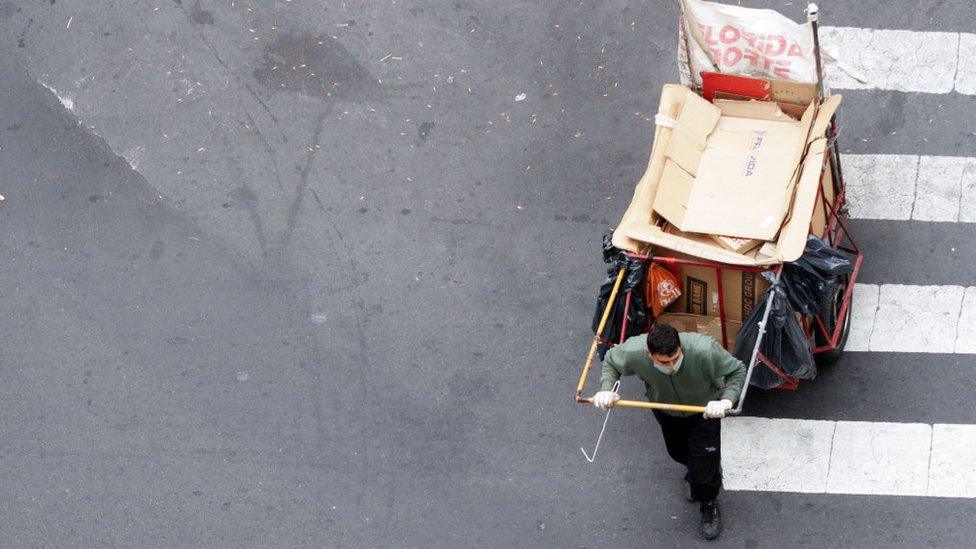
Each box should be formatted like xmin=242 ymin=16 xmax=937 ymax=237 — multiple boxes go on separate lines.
xmin=653 ymin=354 xmax=683 ymax=375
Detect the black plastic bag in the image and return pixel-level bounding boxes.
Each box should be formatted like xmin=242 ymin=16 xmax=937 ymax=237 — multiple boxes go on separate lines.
xmin=591 ymin=233 xmax=648 ymax=345
xmin=781 ymin=235 xmax=853 ymax=318
xmin=733 ymin=284 xmax=816 ymax=389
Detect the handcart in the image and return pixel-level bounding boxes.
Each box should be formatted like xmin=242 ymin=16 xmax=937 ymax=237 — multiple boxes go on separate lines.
xmin=574 ymin=2 xmax=863 ymax=415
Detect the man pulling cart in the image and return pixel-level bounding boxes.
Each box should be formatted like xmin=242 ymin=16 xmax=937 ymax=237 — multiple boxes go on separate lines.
xmin=573 ymin=1 xmax=864 ymax=541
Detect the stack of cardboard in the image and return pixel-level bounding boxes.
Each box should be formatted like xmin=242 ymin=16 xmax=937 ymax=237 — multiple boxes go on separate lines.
xmin=650 ymin=85 xmax=840 ymax=259
xmin=611 ymin=80 xmax=841 ymax=267
xmin=609 ymin=78 xmax=842 ymax=349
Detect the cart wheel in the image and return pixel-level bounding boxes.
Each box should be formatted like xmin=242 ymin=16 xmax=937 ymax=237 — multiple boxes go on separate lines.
xmin=815 ymin=274 xmax=851 ymax=364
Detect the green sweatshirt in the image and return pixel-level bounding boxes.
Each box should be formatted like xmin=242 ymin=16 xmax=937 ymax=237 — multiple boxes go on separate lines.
xmin=600 ymin=332 xmax=747 ymax=417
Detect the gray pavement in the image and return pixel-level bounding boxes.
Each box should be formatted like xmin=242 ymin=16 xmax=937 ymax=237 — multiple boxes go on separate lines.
xmin=0 ymin=1 xmax=974 ymax=547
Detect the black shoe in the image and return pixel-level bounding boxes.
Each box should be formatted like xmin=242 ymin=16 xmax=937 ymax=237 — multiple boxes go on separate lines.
xmin=699 ymin=500 xmax=722 ymax=540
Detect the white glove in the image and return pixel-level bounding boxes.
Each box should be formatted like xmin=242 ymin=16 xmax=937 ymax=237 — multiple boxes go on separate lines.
xmin=592 ymin=390 xmax=620 ymax=410
xmin=704 ymin=399 xmax=733 ymax=419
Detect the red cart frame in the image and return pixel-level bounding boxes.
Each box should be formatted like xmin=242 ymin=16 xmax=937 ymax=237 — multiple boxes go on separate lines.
xmin=574 ymin=0 xmax=865 ymax=413
xmin=574 ymin=117 xmax=863 ymax=414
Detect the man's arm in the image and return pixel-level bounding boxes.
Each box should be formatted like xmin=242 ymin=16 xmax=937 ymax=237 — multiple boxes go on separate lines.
xmin=710 ymin=339 xmax=747 ymax=404
xmin=599 ymin=344 xmax=635 ymax=391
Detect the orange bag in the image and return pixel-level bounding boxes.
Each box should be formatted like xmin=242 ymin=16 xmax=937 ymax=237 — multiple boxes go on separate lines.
xmin=648 ymin=263 xmax=682 ymax=317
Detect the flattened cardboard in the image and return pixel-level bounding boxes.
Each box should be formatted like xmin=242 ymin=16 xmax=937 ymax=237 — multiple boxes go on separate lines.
xmin=767 ymin=78 xmax=819 ymax=105
xmin=809 ymin=94 xmax=842 ymax=142
xmin=779 ymin=138 xmax=829 ymax=262
xmin=713 ymin=99 xmax=792 ymax=121
xmin=776 ymin=102 xmax=806 ymax=120
xmin=676 ymin=114 xmax=807 ymax=239
xmin=665 ymin=89 xmax=721 ymax=175
xmin=612 ymin=84 xmax=843 ymax=267
xmin=653 ymin=97 xmax=819 ymax=240
xmin=611 ymin=84 xmax=690 ymax=254
xmin=653 ymin=161 xmax=697 ymax=229
xmin=709 ymin=234 xmax=763 ymax=254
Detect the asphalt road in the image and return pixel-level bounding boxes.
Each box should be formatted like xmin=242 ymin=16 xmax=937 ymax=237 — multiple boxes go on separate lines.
xmin=0 ymin=1 xmax=974 ymax=547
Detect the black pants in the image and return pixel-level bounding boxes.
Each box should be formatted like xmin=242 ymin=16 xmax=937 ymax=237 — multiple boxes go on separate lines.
xmin=653 ymin=410 xmax=722 ymax=502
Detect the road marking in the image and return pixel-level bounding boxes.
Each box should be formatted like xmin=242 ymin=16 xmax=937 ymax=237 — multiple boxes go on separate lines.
xmin=847 ymin=284 xmax=974 ymax=353
xmin=724 ymin=418 xmax=976 ymax=497
xmin=957 ymin=34 xmax=976 ymax=95
xmin=820 ymin=27 xmax=970 ymax=94
xmin=843 ymin=154 xmax=976 ymax=223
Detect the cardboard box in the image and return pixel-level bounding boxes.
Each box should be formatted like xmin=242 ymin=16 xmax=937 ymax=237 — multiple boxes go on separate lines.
xmin=652 ymin=91 xmax=821 ymax=240
xmin=664 ymin=88 xmax=722 ymax=176
xmin=654 ymin=312 xmax=743 ymax=352
xmin=767 ymin=78 xmax=819 ymax=105
xmin=669 ymin=262 xmax=769 ymax=322
xmin=612 ymin=84 xmax=842 ymax=267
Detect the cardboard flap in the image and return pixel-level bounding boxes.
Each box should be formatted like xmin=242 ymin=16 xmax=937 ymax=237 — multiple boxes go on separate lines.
xmin=611 ymin=84 xmax=691 ymax=252
xmin=621 ymin=222 xmax=782 ymax=267
xmin=676 ymin=115 xmax=805 ymax=240
xmin=810 ymin=94 xmax=843 ymax=140
xmin=665 ymin=89 xmax=721 ymax=176
xmin=768 ymin=78 xmax=819 ymax=105
xmin=777 ymin=138 xmax=829 ymax=261
xmin=614 ymin=84 xmax=840 ymax=265
xmin=714 ymin=99 xmax=793 ymax=121
xmin=653 ymin=160 xmax=695 ymax=227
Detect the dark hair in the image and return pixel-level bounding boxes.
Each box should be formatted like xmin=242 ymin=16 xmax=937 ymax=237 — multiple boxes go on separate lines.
xmin=647 ymin=324 xmax=680 ymax=356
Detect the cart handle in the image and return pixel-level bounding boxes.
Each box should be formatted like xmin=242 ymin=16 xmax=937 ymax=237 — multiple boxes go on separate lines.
xmin=575 ymin=267 xmax=627 ymax=396
xmin=577 ymin=270 xmax=783 ymax=416
xmin=577 ymin=396 xmax=708 ymax=414
xmin=731 ymin=270 xmax=783 ymax=415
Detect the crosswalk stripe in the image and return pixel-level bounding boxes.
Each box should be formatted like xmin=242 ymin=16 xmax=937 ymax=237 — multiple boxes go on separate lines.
xmin=821 ymin=26 xmax=973 ymax=94
xmin=843 ymin=154 xmax=976 ymax=222
xmin=723 ymin=417 xmax=976 ymax=498
xmin=846 ymin=283 xmax=975 ymax=353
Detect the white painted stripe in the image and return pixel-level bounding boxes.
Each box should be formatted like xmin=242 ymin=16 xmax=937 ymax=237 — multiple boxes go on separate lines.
xmin=956 ymin=288 xmax=976 ymax=354
xmin=956 ymin=34 xmax=976 ymax=95
xmin=820 ymin=27 xmax=970 ymax=95
xmin=820 ymin=27 xmax=957 ymax=93
xmin=724 ymin=418 xmax=976 ymax=498
xmin=843 ymin=154 xmax=976 ymax=223
xmin=844 ymin=283 xmax=878 ymax=351
xmin=848 ymin=283 xmax=972 ymax=353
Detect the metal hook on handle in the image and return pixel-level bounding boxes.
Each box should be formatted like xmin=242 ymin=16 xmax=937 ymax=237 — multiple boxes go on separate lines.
xmin=580 ymin=381 xmax=620 ymax=463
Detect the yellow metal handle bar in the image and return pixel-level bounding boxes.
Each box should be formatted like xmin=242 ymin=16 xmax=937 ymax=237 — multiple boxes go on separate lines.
xmin=577 ymin=396 xmax=707 ymax=414
xmin=574 ymin=267 xmax=627 ymax=396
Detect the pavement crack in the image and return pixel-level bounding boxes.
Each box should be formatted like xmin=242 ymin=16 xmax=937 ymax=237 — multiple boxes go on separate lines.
xmin=924 ymin=424 xmax=935 ymax=496
xmin=951 ymin=287 xmax=968 ymax=353
xmin=245 ymin=111 xmax=285 ymax=193
xmin=187 ymin=18 xmax=280 ymax=125
xmin=276 ymin=107 xmax=329 ymax=253
xmin=950 ymin=33 xmax=963 ymax=93
xmin=823 ymin=421 xmax=838 ymax=492
xmin=908 ymin=155 xmax=922 ymax=220
xmin=865 ymin=285 xmax=882 ymax=352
